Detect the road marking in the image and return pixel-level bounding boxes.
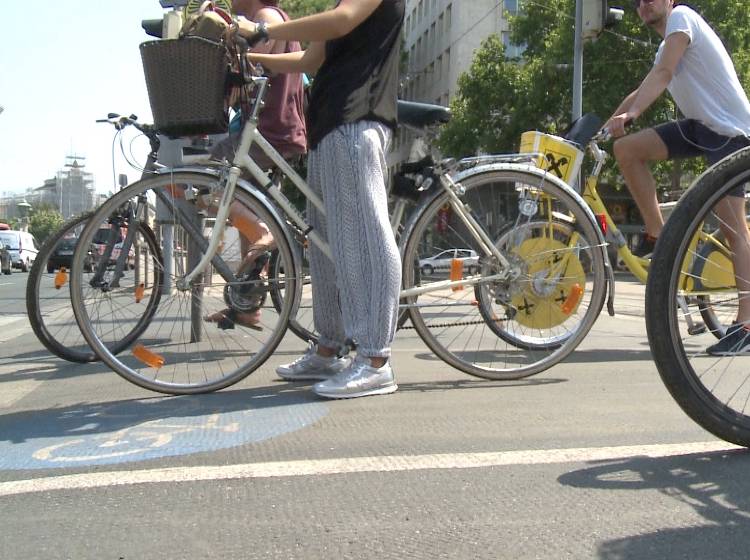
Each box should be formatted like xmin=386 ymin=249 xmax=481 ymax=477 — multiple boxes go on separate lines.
xmin=0 ymin=441 xmax=743 ymax=497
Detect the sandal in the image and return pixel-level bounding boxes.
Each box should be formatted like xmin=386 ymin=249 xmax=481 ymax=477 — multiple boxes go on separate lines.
xmin=204 ymin=308 xmax=263 ymax=331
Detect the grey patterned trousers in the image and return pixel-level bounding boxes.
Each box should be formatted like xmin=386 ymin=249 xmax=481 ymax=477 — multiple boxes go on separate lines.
xmin=307 ymin=121 xmax=402 ymax=358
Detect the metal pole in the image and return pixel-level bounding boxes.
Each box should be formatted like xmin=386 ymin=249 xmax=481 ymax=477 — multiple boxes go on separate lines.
xmin=573 ymin=0 xmax=584 ymax=121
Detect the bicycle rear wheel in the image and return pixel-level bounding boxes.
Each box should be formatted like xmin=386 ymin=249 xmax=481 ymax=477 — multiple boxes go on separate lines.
xmin=26 ymin=211 xmax=161 ymax=363
xmin=70 ymin=171 xmax=298 ymax=394
xmin=401 ymin=167 xmax=607 ymax=380
xmin=646 ymin=147 xmax=750 ymax=446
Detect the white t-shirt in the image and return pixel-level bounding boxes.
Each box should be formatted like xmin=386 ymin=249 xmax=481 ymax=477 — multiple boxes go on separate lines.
xmin=655 ymin=5 xmax=750 ymax=137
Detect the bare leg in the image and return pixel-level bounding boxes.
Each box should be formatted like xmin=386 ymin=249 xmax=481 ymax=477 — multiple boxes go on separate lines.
xmin=714 ymin=195 xmax=750 ymax=322
xmin=613 ymin=129 xmax=669 ymax=237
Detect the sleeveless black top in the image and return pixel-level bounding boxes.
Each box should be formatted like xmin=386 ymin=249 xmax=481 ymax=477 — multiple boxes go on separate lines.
xmin=307 ymin=0 xmax=405 ymax=149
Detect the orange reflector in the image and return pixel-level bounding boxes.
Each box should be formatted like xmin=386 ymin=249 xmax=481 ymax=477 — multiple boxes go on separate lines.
xmin=561 ymin=283 xmax=584 ymax=315
xmin=596 ymin=213 xmax=608 ymax=235
xmin=450 ymin=258 xmax=464 ymax=291
xmin=135 ymin=283 xmax=145 ymax=303
xmin=132 ymin=344 xmax=165 ymax=369
xmin=54 ymin=268 xmax=68 ymax=289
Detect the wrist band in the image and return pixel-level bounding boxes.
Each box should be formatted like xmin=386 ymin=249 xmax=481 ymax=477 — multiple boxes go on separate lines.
xmin=256 ymin=21 xmax=269 ymax=42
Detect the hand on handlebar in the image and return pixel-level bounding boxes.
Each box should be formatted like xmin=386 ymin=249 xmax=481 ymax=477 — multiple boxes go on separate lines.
xmin=603 ymin=113 xmax=634 ymax=139
xmin=231 ymin=16 xmax=268 ymax=48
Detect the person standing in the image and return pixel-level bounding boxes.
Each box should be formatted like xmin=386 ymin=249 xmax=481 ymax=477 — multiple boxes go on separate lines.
xmin=604 ymin=0 xmax=750 ymax=354
xmin=204 ymin=0 xmax=307 ymax=331
xmin=236 ymin=0 xmax=404 ymax=397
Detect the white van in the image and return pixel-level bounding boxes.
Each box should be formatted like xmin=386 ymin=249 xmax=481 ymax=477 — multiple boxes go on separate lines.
xmin=0 ymin=230 xmax=39 ymax=272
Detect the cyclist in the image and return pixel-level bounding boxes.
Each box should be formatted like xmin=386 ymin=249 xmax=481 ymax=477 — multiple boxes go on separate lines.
xmin=203 ymin=0 xmax=307 ymax=330
xmin=236 ymin=0 xmax=404 ymax=398
xmin=604 ymin=0 xmax=750 ymax=355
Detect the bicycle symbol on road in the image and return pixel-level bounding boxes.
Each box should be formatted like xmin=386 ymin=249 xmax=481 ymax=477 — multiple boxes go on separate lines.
xmin=1 ymin=396 xmax=328 ymax=470
xmin=32 ymin=414 xmax=240 ymax=463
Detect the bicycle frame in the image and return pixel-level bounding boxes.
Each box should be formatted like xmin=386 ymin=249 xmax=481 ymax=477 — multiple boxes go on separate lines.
xmin=177 ymin=77 xmax=516 ymax=299
xmin=581 ymin=139 xmax=736 ymax=297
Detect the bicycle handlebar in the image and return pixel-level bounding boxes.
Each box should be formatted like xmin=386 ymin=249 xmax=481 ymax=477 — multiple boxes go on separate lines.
xmin=96 ymin=113 xmax=156 ymax=136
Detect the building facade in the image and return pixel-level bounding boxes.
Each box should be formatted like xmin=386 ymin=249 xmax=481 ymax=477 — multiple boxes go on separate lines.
xmin=402 ymin=0 xmax=520 ymax=106
xmin=0 ymin=156 xmax=95 ymax=223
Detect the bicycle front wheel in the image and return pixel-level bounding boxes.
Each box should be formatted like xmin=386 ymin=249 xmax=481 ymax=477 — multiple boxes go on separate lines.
xmin=26 ymin=211 xmax=161 ymax=363
xmin=70 ymin=171 xmax=298 ymax=394
xmin=646 ymin=147 xmax=750 ymax=446
xmin=401 ymin=167 xmax=607 ymax=380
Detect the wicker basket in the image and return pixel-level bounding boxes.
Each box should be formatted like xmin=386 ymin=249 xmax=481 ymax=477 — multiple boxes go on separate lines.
xmin=140 ymin=37 xmax=230 ymax=137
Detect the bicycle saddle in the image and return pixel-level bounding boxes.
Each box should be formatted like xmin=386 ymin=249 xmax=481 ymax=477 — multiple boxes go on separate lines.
xmin=563 ymin=113 xmax=603 ymax=148
xmin=397 ymin=100 xmax=452 ymax=129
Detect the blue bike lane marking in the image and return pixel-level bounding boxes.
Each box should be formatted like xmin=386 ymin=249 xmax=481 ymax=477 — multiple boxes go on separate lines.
xmin=0 ymin=393 xmax=328 ymax=470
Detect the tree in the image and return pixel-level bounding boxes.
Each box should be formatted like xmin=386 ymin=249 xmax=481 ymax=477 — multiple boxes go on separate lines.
xmin=28 ymin=205 xmax=64 ymax=244
xmin=439 ymin=0 xmax=750 ymax=186
xmin=282 ymin=0 xmax=331 ymax=19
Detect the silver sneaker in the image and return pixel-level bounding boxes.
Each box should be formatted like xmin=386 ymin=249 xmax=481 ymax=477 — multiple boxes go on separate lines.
xmin=276 ymin=347 xmax=351 ymax=381
xmin=312 ymin=357 xmax=397 ymax=399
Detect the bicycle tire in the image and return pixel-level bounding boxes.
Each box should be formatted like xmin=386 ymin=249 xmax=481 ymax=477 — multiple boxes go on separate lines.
xmin=401 ymin=167 xmax=607 ymax=380
xmin=69 ymin=171 xmax=298 ymax=395
xmin=646 ymin=146 xmax=750 ymax=446
xmin=26 ymin=212 xmax=162 ymax=363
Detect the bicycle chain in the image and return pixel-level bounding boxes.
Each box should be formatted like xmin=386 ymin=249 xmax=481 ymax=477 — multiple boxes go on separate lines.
xmin=398 ymin=318 xmax=504 ymax=330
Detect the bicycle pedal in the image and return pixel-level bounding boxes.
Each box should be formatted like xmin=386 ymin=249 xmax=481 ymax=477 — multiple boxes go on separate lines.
xmin=688 ymin=323 xmax=707 ymax=336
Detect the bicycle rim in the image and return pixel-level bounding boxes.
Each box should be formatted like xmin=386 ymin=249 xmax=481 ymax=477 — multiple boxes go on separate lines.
xmin=646 ymin=152 xmax=750 ymax=446
xmin=27 ymin=212 xmax=161 ymax=363
xmin=70 ymin=171 xmax=297 ymax=394
xmin=402 ymin=168 xmax=607 ymax=380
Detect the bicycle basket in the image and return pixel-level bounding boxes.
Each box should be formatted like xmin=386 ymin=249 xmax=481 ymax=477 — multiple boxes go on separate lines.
xmin=140 ymin=37 xmax=230 ymax=137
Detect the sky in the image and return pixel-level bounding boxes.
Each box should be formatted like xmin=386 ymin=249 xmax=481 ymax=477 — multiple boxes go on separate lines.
xmin=0 ymin=1 xmax=169 ymax=196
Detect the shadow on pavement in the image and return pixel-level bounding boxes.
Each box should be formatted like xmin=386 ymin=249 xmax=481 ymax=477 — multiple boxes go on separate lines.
xmin=558 ymin=449 xmax=750 ymax=559
xmin=0 ymin=385 xmax=316 ymax=445
xmin=413 ymin=347 xmax=655 ymax=365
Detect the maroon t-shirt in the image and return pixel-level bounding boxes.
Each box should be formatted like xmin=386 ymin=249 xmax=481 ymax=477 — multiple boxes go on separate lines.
xmin=259 ymin=7 xmax=307 ymax=156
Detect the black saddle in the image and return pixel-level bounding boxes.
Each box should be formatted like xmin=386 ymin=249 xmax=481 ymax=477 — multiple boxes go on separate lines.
xmin=397 ymin=100 xmax=452 ymax=129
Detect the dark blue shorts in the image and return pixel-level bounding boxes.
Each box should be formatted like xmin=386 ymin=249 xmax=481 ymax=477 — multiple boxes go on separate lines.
xmin=654 ymin=119 xmax=750 ymax=197
xmin=653 ymin=119 xmax=750 ymax=165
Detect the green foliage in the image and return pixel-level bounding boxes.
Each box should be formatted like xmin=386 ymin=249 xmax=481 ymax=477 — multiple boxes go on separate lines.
xmin=28 ymin=205 xmax=64 ymax=244
xmin=439 ymin=0 xmax=750 ymax=188
xmin=281 ymin=0 xmax=332 ymax=19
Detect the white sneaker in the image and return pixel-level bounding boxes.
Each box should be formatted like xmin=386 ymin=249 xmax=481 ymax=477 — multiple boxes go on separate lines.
xmin=313 ymin=357 xmax=397 ymax=399
xmin=276 ymin=347 xmax=351 ymax=381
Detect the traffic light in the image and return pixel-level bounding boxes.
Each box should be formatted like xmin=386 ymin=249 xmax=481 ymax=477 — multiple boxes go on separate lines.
xmin=582 ymin=0 xmax=624 ymax=40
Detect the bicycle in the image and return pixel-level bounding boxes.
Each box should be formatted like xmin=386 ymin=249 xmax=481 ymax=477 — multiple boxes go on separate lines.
xmin=532 ymin=113 xmax=737 ymax=340
xmin=23 ymin=104 xmax=453 ymax=362
xmin=645 ymin=146 xmax=750 ymax=447
xmin=26 ymin=115 xmax=165 ymax=363
xmin=65 ymin=35 xmax=610 ymax=395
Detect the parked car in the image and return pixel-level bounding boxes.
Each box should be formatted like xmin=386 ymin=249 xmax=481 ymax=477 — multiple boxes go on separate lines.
xmin=46 ymin=235 xmax=97 ymax=273
xmin=418 ymin=248 xmax=479 ymax=276
xmin=91 ymin=225 xmax=133 ymax=268
xmin=0 ymin=230 xmax=39 ymax=272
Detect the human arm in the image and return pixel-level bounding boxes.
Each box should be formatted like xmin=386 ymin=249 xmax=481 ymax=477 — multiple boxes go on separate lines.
xmin=605 ymin=32 xmax=690 ymax=137
xmin=249 ymin=7 xmax=286 ymax=55
xmin=248 ymin=41 xmax=326 ymax=74
xmin=237 ymin=0 xmax=383 ymax=43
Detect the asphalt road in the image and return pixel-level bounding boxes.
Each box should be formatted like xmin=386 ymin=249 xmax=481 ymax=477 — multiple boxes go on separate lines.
xmin=2 ymin=272 xmax=750 ymax=560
